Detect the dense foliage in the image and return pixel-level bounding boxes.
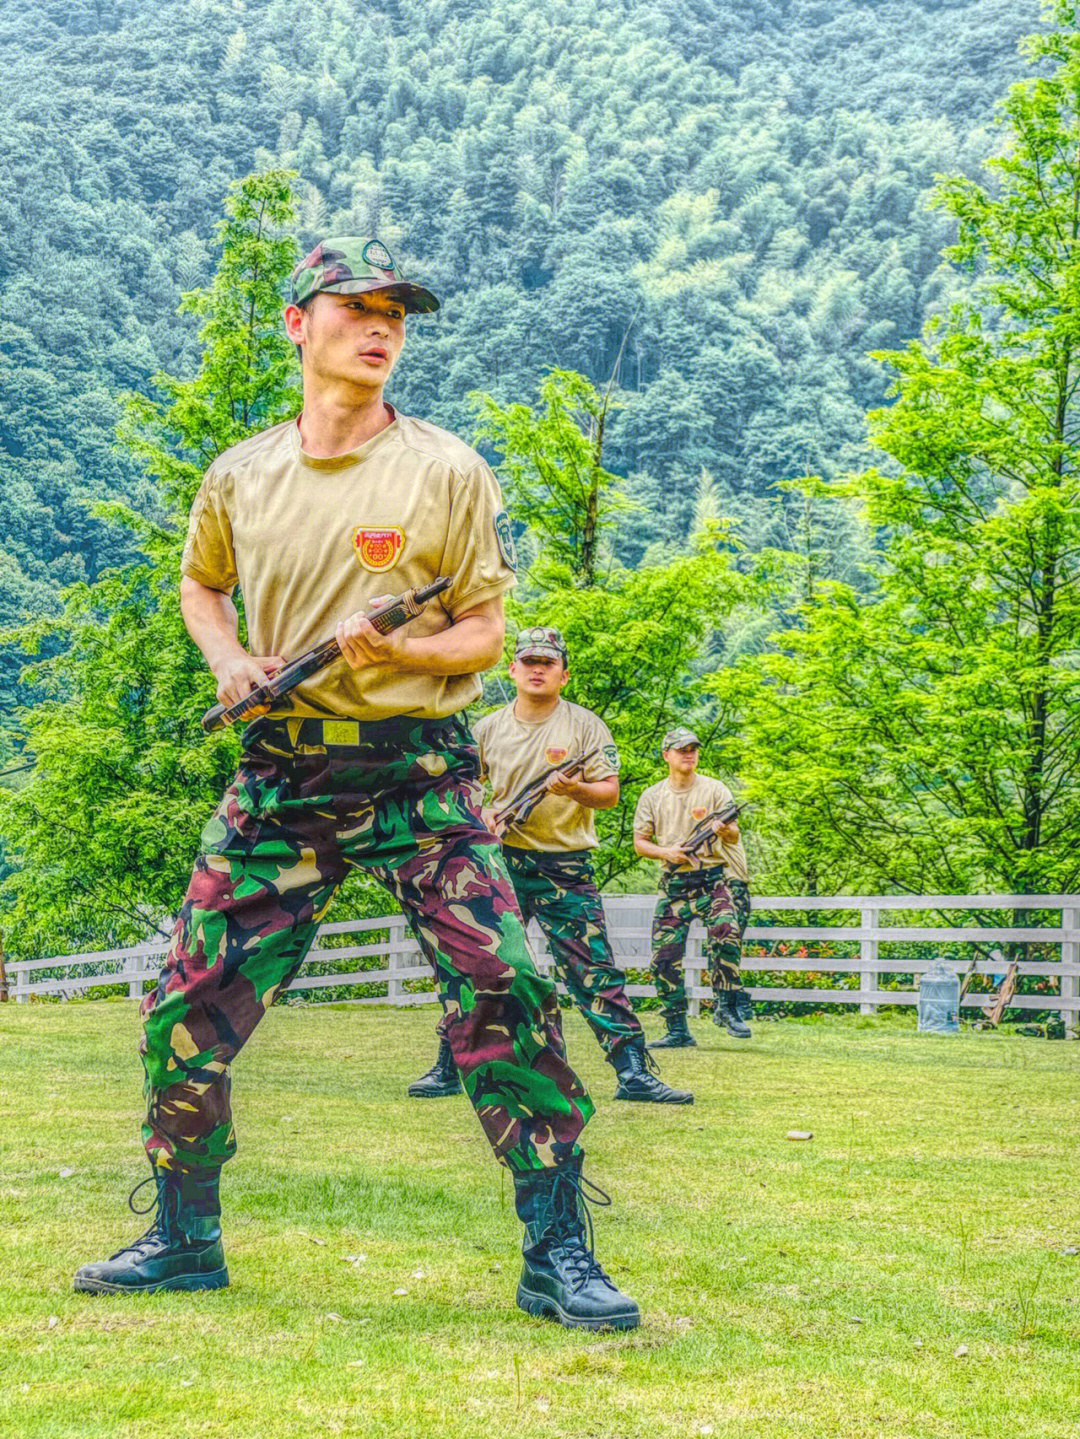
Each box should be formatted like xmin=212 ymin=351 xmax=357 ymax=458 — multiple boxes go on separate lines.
xmin=0 ymin=0 xmax=1043 ymax=650
xmin=716 ymin=3 xmax=1080 ymax=898
xmin=3 ymin=0 xmax=1078 ymax=959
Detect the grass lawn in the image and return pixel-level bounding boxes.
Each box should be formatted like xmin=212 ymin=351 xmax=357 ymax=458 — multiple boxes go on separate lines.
xmin=1 ymin=1001 xmax=1078 ymax=1439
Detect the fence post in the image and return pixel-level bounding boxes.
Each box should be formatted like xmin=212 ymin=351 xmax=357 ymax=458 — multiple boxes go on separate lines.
xmin=860 ymin=905 xmax=879 ymax=1016
xmin=15 ymin=960 xmax=28 ymax=1004
xmin=128 ymin=948 xmax=144 ymax=1001
xmin=387 ymin=916 xmax=406 ymax=1006
xmin=1062 ymin=904 xmax=1079 ymax=1040
xmin=0 ymin=931 xmax=7 ymax=1002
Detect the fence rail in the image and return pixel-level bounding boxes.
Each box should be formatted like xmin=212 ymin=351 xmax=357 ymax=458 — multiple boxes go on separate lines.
xmin=8 ymin=895 xmax=1078 ymax=1036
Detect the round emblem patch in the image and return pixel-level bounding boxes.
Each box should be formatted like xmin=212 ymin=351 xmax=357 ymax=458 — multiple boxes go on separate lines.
xmin=362 ymin=240 xmax=395 ymax=273
xmin=545 ymin=747 xmax=569 ymax=765
xmin=692 ymin=806 xmax=707 ymax=820
xmin=353 ymin=526 xmax=404 ymax=572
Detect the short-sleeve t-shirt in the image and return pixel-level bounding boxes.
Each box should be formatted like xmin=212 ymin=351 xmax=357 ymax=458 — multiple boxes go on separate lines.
xmin=474 ymin=699 xmax=619 ymax=853
xmin=633 ymin=773 xmax=746 ymax=877
xmin=181 ymin=412 xmax=516 ymax=721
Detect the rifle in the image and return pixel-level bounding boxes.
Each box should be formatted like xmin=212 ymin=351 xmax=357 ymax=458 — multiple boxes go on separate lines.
xmin=493 ymin=747 xmax=602 ymax=834
xmin=200 ymin=576 xmax=454 ymax=733
xmin=681 ymin=801 xmax=744 ymax=860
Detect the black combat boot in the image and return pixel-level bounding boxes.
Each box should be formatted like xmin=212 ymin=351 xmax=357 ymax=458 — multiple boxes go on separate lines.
xmin=611 ymin=1038 xmax=693 ymax=1104
xmin=407 ymin=1037 xmax=462 ymax=1098
xmin=735 ymin=990 xmax=754 ymax=1024
xmin=513 ymin=1154 xmax=640 ymax=1331
xmin=647 ymin=1013 xmax=697 ymax=1048
xmin=74 ymin=1164 xmax=228 ymax=1294
xmin=713 ymin=990 xmax=752 ymax=1039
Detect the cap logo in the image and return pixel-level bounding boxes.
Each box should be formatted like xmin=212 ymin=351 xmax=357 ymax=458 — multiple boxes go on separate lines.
xmin=545 ymin=747 xmax=569 ymax=765
xmin=362 ymin=240 xmax=395 ymax=272
xmin=353 ymin=526 xmax=404 ymax=573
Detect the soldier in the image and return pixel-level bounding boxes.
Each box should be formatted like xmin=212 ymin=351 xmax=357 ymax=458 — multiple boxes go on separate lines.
xmin=409 ymin=627 xmax=693 ymax=1106
xmin=73 ymin=237 xmax=640 ymax=1332
xmin=633 ymin=728 xmax=752 ymax=1047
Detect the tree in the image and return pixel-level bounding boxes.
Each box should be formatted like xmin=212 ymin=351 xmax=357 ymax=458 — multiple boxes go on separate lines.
xmin=473 ymin=369 xmax=631 ymax=588
xmin=0 ymin=172 xmax=302 ymax=955
xmin=720 ymin=4 xmax=1080 ymax=899
xmin=474 ymin=368 xmax=745 ymax=884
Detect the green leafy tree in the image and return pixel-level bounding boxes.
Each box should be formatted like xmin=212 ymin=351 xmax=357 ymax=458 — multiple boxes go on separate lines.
xmin=720 ymin=4 xmax=1080 ymax=899
xmin=475 ymin=368 xmax=744 ymax=884
xmin=0 ymin=172 xmax=301 ymax=955
xmin=473 ymin=369 xmax=631 ymax=587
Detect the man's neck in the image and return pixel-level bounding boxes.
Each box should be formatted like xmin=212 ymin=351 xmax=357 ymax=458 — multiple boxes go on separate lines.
xmin=513 ymin=692 xmax=561 ymax=724
xmin=298 ymin=386 xmax=394 ymax=458
xmin=667 ymin=771 xmax=696 ymax=793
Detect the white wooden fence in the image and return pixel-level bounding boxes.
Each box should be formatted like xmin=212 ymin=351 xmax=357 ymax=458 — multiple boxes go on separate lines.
xmin=6 ymin=894 xmax=1078 ymax=1036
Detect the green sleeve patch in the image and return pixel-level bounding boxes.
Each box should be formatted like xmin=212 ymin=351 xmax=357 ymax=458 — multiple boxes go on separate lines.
xmin=603 ymin=743 xmax=621 ymax=772
xmin=494 ymin=510 xmax=517 ymax=570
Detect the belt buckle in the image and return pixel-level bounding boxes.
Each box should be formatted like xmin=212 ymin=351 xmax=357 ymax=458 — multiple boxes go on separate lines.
xmin=323 ymin=720 xmax=360 ymax=747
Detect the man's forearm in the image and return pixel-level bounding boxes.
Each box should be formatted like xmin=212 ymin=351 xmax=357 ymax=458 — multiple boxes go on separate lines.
xmin=559 ymin=777 xmax=619 ymax=811
xmin=634 ymin=836 xmax=669 ymax=862
xmin=180 ymin=577 xmax=245 ymax=674
xmin=395 ymin=613 xmax=504 ymax=676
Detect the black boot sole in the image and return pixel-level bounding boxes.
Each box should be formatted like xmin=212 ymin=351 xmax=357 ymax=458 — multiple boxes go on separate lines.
xmin=516 ymin=1281 xmax=640 ymax=1331
xmin=74 ymin=1265 xmax=229 ymax=1295
xmin=406 ymin=1085 xmax=463 ymax=1098
xmin=613 ymin=1087 xmax=694 ymax=1105
xmin=646 ymin=1035 xmax=697 ymax=1049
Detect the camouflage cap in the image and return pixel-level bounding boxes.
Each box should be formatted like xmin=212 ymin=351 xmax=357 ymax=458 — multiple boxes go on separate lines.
xmin=514 ymin=626 xmax=568 ymax=663
xmin=662 ymin=726 xmax=700 ymax=752
xmin=290 ymin=237 xmax=440 ymax=314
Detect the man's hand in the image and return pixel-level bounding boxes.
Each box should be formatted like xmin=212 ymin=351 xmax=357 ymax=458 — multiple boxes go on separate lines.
xmin=660 ymin=845 xmax=694 ymax=868
xmin=546 ymin=769 xmax=581 ymax=799
xmin=712 ymin=819 xmax=740 ymax=844
xmin=336 ymin=595 xmax=406 ymax=670
xmin=213 ymin=654 xmax=285 ymax=711
xmin=481 ymin=806 xmax=506 ymax=837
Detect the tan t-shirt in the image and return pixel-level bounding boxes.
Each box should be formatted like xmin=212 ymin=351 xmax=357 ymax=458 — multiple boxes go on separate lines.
xmin=634 ymin=773 xmax=745 ymax=876
xmin=181 ymin=413 xmax=516 ymax=720
xmin=474 ymin=699 xmax=619 ymax=853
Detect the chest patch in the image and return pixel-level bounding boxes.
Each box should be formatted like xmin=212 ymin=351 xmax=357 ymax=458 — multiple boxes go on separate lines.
xmin=353 ymin=526 xmax=404 ymax=573
xmin=691 ymin=806 xmax=707 ymax=820
xmin=545 ymin=746 xmax=569 ymax=765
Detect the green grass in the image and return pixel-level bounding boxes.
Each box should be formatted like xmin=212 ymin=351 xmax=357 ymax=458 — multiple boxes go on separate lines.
xmin=1 ymin=1003 xmax=1078 ymax=1439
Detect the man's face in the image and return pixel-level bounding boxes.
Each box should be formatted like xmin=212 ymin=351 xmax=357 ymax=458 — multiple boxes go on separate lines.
xmin=510 ymin=654 xmax=569 ymax=701
xmin=285 ymin=290 xmax=406 ymax=392
xmin=664 ymin=744 xmax=700 ymax=777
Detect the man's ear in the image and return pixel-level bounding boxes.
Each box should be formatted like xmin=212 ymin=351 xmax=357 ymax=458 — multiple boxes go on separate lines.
xmin=283 ymin=302 xmax=307 ymax=345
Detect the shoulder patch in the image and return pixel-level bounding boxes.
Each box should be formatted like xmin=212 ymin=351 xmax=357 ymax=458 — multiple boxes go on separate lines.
xmin=493 ymin=510 xmax=517 ymax=570
xmin=603 ymin=743 xmax=621 ymax=773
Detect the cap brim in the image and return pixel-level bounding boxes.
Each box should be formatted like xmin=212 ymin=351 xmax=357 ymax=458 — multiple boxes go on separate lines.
xmin=321 ymin=278 xmax=440 ymax=314
xmin=516 ymin=647 xmax=565 ymax=662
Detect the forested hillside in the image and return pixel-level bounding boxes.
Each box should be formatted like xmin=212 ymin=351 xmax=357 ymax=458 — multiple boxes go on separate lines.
xmin=1 ymin=0 xmax=1041 ymax=634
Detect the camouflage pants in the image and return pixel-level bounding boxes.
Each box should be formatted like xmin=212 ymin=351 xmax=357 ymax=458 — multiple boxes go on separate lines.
xmin=502 ymin=848 xmax=641 ymax=1057
xmin=651 ymin=869 xmax=745 ymax=1020
xmin=728 ymin=879 xmax=751 ymax=939
xmin=140 ymin=715 xmax=593 ymax=1178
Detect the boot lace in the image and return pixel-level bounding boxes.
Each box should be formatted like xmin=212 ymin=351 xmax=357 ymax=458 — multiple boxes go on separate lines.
xmin=550 ymin=1168 xmax=617 ymax=1294
xmin=106 ymin=1174 xmax=170 ymax=1261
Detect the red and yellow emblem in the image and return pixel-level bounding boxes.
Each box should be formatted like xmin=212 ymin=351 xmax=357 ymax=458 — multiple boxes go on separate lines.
xmin=545 ymin=746 xmax=569 ymax=765
xmin=353 ymin=526 xmax=404 ymax=573
xmin=691 ymin=806 xmax=707 ymax=820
